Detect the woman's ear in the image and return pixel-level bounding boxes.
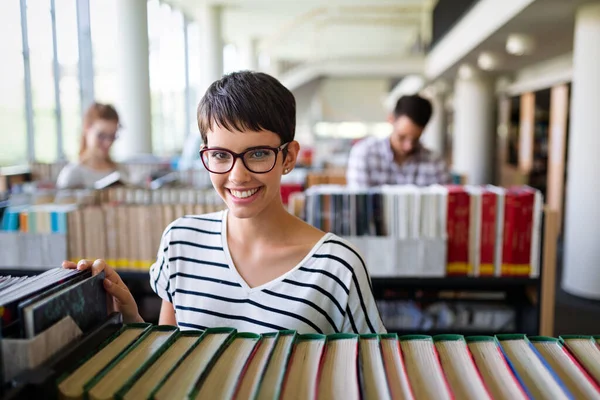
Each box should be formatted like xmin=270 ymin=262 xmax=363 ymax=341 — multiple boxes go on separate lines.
xmin=283 ymin=140 xmax=300 ymax=173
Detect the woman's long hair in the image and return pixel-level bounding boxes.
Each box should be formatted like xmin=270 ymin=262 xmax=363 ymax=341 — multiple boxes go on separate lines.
xmin=79 ymin=102 xmax=120 ymax=166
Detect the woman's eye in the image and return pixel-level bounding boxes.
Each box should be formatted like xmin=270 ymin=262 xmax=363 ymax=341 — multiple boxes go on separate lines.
xmin=210 ymin=151 xmax=230 ymax=160
xmin=249 ymin=150 xmax=268 ymax=159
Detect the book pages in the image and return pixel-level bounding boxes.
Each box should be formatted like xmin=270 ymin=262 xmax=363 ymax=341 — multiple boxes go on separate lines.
xmin=435 ymin=339 xmax=491 ymax=400
xmin=281 ymin=339 xmax=325 ymax=400
xmin=400 ymin=338 xmax=452 ymax=400
xmin=500 ymin=339 xmax=570 ymax=400
xmin=88 ymin=330 xmax=174 ymax=400
xmin=533 ymin=340 xmax=600 ymax=400
xmin=234 ymin=335 xmax=277 ymax=400
xmin=257 ymin=333 xmax=295 ymax=400
xmin=194 ymin=336 xmax=260 ymax=399
xmin=153 ymin=332 xmax=231 ymax=400
xmin=381 ymin=337 xmax=414 ymax=400
xmin=360 ymin=337 xmax=391 ymax=400
xmin=122 ymin=335 xmax=200 ymax=400
xmin=57 ymin=327 xmax=146 ymax=400
xmin=467 ymin=340 xmax=528 ymax=400
xmin=317 ymin=338 xmax=360 ymax=400
xmin=562 ymin=338 xmax=600 ymax=385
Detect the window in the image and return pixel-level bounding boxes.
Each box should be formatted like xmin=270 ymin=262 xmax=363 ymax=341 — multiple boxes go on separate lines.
xmin=90 ymin=0 xmax=118 ymax=104
xmin=148 ymin=0 xmax=186 ymax=157
xmin=28 ymin=0 xmax=58 ymax=163
xmin=0 ymin=1 xmax=27 ymax=165
xmin=55 ymin=0 xmax=81 ymax=161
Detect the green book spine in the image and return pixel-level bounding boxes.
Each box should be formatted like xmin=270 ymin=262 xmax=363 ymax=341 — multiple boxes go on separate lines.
xmin=465 ymin=336 xmax=496 ymax=343
xmin=55 ymin=322 xmax=152 ymax=388
xmin=83 ymin=325 xmax=179 ymax=397
xmin=495 ymin=333 xmax=528 ymax=341
xmin=433 ymin=334 xmax=465 ymax=342
xmin=399 ymin=334 xmax=433 ymax=341
xmin=188 ymin=332 xmax=262 ymax=399
xmin=379 ymin=333 xmax=399 ymax=341
xmin=111 ymin=326 xmax=187 ymax=400
xmin=246 ymin=332 xmax=280 ymax=400
xmin=148 ymin=327 xmax=237 ymax=400
xmin=264 ymin=330 xmax=298 ymax=400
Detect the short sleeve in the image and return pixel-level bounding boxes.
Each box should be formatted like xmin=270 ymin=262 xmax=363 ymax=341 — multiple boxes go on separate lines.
xmin=149 ymin=224 xmax=173 ymax=303
xmin=56 ymin=163 xmax=82 ymax=189
xmin=346 ymin=141 xmax=371 ymax=189
xmin=340 ymin=249 xmax=387 ymax=334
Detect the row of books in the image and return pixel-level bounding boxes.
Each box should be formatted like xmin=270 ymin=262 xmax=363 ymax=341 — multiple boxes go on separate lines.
xmin=0 ymin=268 xmax=107 ymax=383
xmin=37 ymin=324 xmax=600 ymax=400
xmin=0 ymin=201 xmax=226 ymax=269
xmin=301 ymin=184 xmax=543 ymax=277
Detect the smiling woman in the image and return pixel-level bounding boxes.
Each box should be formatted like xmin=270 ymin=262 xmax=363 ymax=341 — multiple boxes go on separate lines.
xmin=66 ymin=71 xmax=386 ymax=336
xmin=55 ymin=102 xmax=128 ymax=189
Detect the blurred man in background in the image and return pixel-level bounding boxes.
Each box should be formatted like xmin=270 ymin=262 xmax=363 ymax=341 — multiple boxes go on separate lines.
xmin=346 ymin=94 xmax=450 ymax=187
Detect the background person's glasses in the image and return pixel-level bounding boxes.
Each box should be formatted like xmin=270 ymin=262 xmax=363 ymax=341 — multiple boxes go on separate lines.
xmin=96 ymin=132 xmax=118 ymax=143
xmin=199 ymin=143 xmax=289 ymax=174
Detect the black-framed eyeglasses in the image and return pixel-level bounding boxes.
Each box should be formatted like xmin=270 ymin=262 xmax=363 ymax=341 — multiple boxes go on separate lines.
xmin=199 ymin=143 xmax=289 ymax=174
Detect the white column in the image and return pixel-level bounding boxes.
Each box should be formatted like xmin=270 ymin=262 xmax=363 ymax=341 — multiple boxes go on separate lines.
xmin=421 ymin=82 xmax=447 ymax=158
xmin=112 ymin=0 xmax=152 ymax=160
xmin=561 ymin=2 xmax=600 ymax=299
xmin=452 ymin=64 xmax=495 ymax=184
xmin=199 ymin=4 xmax=223 ymax=95
xmin=239 ymin=37 xmax=258 ymax=71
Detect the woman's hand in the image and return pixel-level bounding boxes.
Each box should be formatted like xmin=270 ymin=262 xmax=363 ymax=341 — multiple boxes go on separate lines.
xmin=62 ymin=259 xmax=144 ymax=324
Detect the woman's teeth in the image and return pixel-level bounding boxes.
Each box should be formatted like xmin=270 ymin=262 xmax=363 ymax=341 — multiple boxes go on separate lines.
xmin=230 ymin=188 xmax=260 ymax=198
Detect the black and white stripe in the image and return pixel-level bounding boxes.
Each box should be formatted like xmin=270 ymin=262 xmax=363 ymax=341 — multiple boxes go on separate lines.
xmin=149 ymin=210 xmax=386 ymax=334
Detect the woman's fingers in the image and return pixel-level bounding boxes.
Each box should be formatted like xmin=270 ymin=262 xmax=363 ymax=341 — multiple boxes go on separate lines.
xmin=62 ymin=261 xmax=77 ymax=269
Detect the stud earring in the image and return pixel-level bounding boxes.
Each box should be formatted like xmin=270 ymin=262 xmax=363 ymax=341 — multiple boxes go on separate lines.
xmin=284 ymin=168 xmax=289 ymax=173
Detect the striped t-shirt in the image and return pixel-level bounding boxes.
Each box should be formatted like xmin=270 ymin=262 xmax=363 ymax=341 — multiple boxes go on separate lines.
xmin=149 ymin=210 xmax=386 ymax=335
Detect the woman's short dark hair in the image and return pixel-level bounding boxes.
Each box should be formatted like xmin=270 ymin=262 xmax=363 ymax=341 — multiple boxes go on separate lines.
xmin=197 ymin=71 xmax=296 ymax=144
xmin=393 ymin=94 xmax=433 ymax=128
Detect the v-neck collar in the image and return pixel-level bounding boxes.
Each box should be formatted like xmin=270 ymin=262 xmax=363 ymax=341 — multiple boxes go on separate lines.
xmin=220 ymin=209 xmax=332 ymax=293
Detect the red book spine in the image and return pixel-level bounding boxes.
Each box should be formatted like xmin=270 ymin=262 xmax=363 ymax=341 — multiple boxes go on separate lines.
xmin=501 ymin=191 xmax=518 ymax=276
xmin=514 ymin=191 xmax=534 ymax=276
xmin=479 ymin=191 xmax=497 ymax=276
xmin=446 ymin=186 xmax=470 ymax=276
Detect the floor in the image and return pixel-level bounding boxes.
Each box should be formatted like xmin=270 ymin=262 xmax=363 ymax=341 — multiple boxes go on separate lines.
xmin=553 ymin=238 xmax=600 ymax=336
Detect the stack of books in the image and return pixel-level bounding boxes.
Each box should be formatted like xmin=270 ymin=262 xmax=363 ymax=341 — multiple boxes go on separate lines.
xmin=301 ymin=184 xmax=543 ymax=278
xmin=18 ymin=324 xmax=600 ymax=400
xmin=0 ymin=268 xmax=107 ymax=383
xmin=0 ymin=187 xmax=226 ymax=270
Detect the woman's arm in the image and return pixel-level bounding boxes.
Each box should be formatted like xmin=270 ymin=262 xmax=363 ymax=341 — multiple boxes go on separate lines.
xmin=159 ymin=300 xmax=177 ymax=325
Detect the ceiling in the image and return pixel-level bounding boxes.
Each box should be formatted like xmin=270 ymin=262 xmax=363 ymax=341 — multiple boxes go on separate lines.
xmin=437 ymin=0 xmax=588 ymax=81
xmin=165 ymin=0 xmax=436 ymax=65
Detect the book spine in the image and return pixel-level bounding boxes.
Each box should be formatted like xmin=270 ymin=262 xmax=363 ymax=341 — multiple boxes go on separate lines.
xmin=479 ymin=191 xmax=496 ymax=276
xmin=446 ymin=188 xmax=470 ymax=276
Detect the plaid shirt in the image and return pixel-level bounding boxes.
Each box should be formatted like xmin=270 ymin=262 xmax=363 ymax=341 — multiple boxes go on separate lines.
xmin=346 ymin=136 xmax=451 ymax=188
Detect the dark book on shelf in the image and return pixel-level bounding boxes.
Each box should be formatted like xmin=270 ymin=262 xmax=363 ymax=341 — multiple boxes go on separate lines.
xmin=18 ymin=271 xmax=107 ymax=338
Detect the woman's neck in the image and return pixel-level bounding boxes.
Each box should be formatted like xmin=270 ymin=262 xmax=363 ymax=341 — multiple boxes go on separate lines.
xmin=227 ymin=200 xmax=296 ymax=246
xmin=80 ymin=152 xmax=114 ymax=170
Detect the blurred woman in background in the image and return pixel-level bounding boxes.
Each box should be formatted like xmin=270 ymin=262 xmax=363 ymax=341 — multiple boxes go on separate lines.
xmin=56 ymin=102 xmax=126 ymax=189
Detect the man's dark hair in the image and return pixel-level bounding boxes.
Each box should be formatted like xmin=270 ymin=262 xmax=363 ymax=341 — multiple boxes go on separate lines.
xmin=197 ymin=71 xmax=296 ymax=145
xmin=393 ymin=94 xmax=433 ymax=128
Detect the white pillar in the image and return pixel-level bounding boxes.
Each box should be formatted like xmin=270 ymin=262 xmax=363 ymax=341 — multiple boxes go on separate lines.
xmin=421 ymin=82 xmax=447 ymax=158
xmin=199 ymin=4 xmax=223 ymax=95
xmin=561 ymin=2 xmax=600 ymax=299
xmin=239 ymin=37 xmax=258 ymax=71
xmin=452 ymin=64 xmax=495 ymax=184
xmin=112 ymin=0 xmax=152 ymax=160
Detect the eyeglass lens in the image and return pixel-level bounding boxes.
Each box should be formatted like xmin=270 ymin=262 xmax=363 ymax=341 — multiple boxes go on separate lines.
xmin=202 ymin=148 xmax=278 ymax=173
